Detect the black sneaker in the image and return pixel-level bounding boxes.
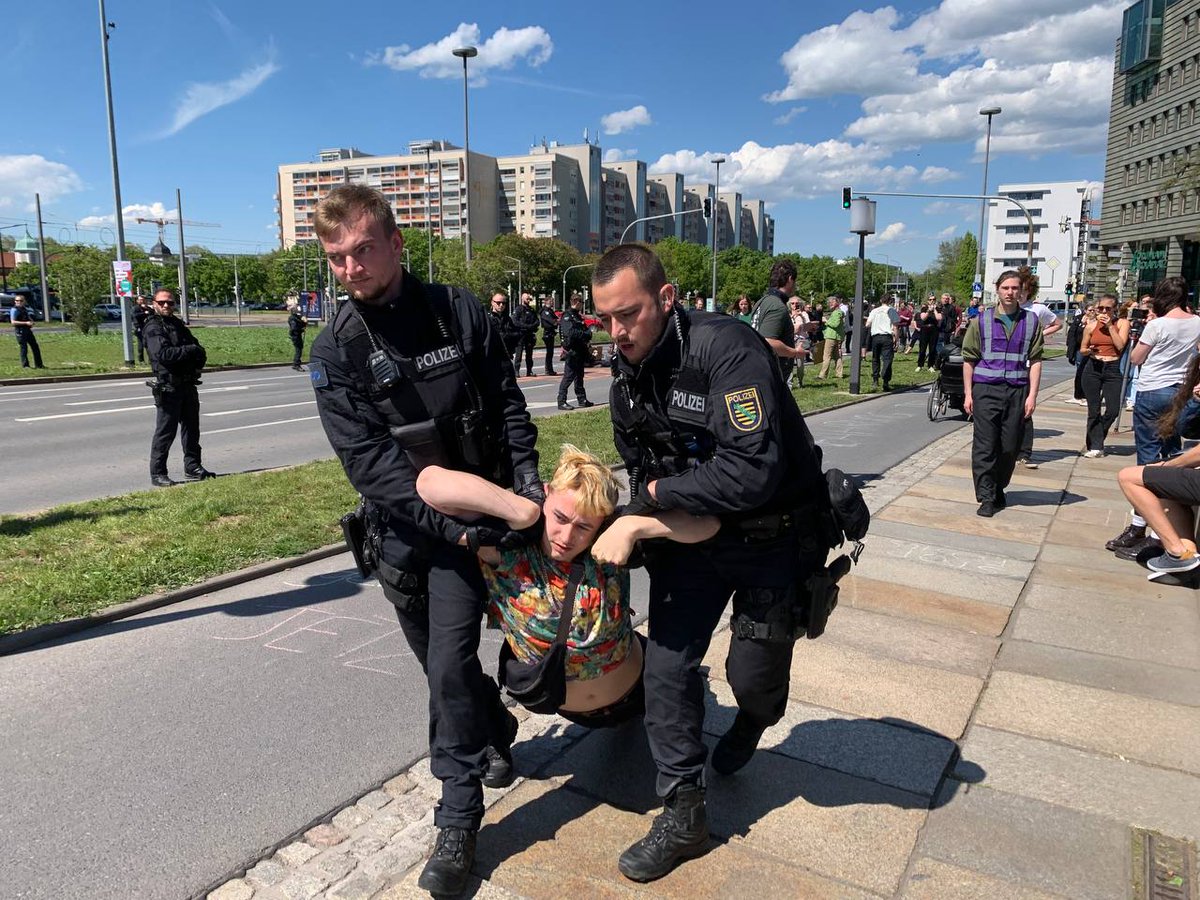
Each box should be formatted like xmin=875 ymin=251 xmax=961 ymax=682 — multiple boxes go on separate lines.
xmin=150 ymin=474 xmax=177 ymax=488
xmin=184 ymin=468 xmax=217 ymax=481
xmin=482 ymin=710 xmax=519 ymax=789
xmin=977 ymin=501 xmax=996 ymax=518
xmin=557 ymin=402 xmax=573 ymax=411
xmin=618 ymin=783 xmax=709 ymax=882
xmin=417 ymin=826 xmax=476 ymax=897
xmin=1114 ymin=536 xmax=1162 ymax=562
xmin=711 ymin=713 xmax=767 ymax=775
xmin=994 ymin=491 xmax=1007 ymax=510
xmin=577 ymin=400 xmax=595 ymax=408
xmin=1105 ymin=524 xmax=1146 ymax=552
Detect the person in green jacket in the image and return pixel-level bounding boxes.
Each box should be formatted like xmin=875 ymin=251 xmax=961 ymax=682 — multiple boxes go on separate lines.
xmin=817 ymin=296 xmax=846 ymax=379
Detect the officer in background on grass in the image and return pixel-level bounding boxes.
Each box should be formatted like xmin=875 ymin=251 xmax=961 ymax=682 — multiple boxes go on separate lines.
xmin=593 ymin=244 xmax=829 ymax=884
xmin=307 ymin=184 xmax=542 ymax=898
xmin=556 ymin=292 xmax=595 ymax=410
xmin=144 ymin=288 xmax=215 ymax=487
xmin=133 ymin=295 xmax=151 ymax=363
xmin=9 ymin=295 xmax=44 ymax=369
xmin=511 ymin=292 xmax=539 ymax=377
xmin=286 ymin=298 xmax=308 ymax=371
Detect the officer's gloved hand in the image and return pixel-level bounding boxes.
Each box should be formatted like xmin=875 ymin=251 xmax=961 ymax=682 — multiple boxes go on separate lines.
xmin=461 ymin=524 xmax=513 ymax=553
xmin=513 ymin=470 xmax=546 ymax=507
xmin=621 ymin=488 xmax=665 ymax=518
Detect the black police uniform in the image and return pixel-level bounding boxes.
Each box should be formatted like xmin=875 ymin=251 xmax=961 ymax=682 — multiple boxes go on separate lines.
xmin=144 ymin=312 xmax=207 ymax=480
xmin=287 ymin=308 xmax=307 ymax=368
xmin=10 ymin=304 xmax=44 ymax=368
xmin=308 ymin=273 xmax=540 ymax=832
xmin=485 ymin=306 xmax=519 ymax=369
xmin=539 ymin=305 xmax=559 ymax=375
xmin=133 ymin=303 xmax=151 ymax=363
xmin=557 ymin=306 xmax=592 ymax=406
xmin=510 ymin=302 xmax=538 ymax=376
xmin=610 ymin=305 xmax=826 ymax=797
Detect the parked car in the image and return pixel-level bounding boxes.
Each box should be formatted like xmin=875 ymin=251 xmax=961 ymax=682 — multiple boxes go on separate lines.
xmin=93 ymin=303 xmax=123 ymax=320
xmin=553 ymin=309 xmax=604 ymax=333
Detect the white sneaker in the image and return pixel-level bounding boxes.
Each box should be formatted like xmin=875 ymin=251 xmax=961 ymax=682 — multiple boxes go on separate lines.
xmin=1125 ymin=400 xmax=1134 ymax=410
xmin=1082 ymin=449 xmax=1105 ymax=458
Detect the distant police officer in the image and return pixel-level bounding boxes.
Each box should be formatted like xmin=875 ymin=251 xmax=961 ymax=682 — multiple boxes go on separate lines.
xmin=485 ymin=292 xmax=519 ymax=366
xmin=8 ymin=295 xmax=44 ymax=368
xmin=144 ymin=288 xmax=215 ymax=486
xmin=133 ymin=295 xmax=152 ymax=363
xmin=538 ymin=295 xmax=559 ymax=375
xmin=511 ymin=292 xmax=539 ymax=377
xmin=286 ymin=298 xmax=308 ymax=371
xmin=594 ymin=245 xmax=827 ymax=883
xmin=556 ymin=293 xmax=594 ymax=410
xmin=307 ymin=185 xmax=542 ymax=897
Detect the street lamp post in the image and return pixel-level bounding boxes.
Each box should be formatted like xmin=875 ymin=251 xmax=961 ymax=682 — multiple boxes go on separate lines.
xmin=452 ymin=46 xmax=478 ymax=263
xmin=501 ymin=255 xmax=522 ymax=298
xmin=710 ymin=157 xmax=725 ymax=310
xmin=99 ymin=0 xmax=133 ymax=363
xmin=562 ymin=263 xmax=595 ymax=310
xmin=975 ymin=106 xmax=1002 ymax=294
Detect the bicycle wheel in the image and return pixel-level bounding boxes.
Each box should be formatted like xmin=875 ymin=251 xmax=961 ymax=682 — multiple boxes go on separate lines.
xmin=927 ymin=381 xmax=942 ymax=421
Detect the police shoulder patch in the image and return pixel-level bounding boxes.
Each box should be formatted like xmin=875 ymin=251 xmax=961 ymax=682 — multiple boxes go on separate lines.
xmin=724 ymin=386 xmax=763 ymax=432
xmin=309 ymin=359 xmax=329 ymax=389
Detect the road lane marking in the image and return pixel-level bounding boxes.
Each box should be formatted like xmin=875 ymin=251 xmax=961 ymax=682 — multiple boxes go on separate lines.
xmin=205 ymin=415 xmax=321 ymax=435
xmin=62 ymin=385 xmax=250 ymax=406
xmin=14 ymin=405 xmax=155 ymax=422
xmin=204 ymin=400 xmax=315 ymax=417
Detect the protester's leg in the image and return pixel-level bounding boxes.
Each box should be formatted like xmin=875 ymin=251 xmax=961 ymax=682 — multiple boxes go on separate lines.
xmin=996 ymin=386 xmax=1026 ymax=494
xmin=179 ymin=384 xmax=204 ymax=474
xmin=416 ymin=466 xmax=539 ymax=528
xmin=1133 ymin=387 xmax=1177 ymax=464
xmin=870 ymin=336 xmax=882 ymax=383
xmin=1097 ymin=361 xmax=1123 ymax=449
xmin=1074 ymin=356 xmax=1086 ymax=400
xmin=1081 ymin=360 xmax=1104 ymax=450
xmin=971 ymin=383 xmax=1004 ymax=502
xmin=1017 ymin=412 xmax=1035 ymax=463
xmin=881 ymin=338 xmax=894 ymax=387
xmin=1118 ymin=466 xmax=1198 ymax=557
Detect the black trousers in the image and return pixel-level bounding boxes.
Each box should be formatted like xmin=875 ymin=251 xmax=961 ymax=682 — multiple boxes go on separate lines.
xmin=971 ymin=380 xmax=1027 ymax=503
xmin=1073 ymin=358 xmax=1086 ymax=400
xmin=16 ymin=329 xmax=42 ymax=368
xmin=870 ymin=334 xmax=894 ymax=385
xmin=389 ymin=544 xmax=512 ymax=830
xmin=512 ymin=336 xmax=535 ymax=376
xmin=136 ymin=331 xmax=146 ymax=363
xmin=642 ymin=538 xmax=803 ymax=797
xmin=1019 ymin=414 xmax=1035 ymax=460
xmin=150 ymin=383 xmax=202 ymax=477
xmin=543 ymin=334 xmax=557 ymax=373
xmin=917 ymin=331 xmax=938 ymax=368
xmin=291 ymin=335 xmax=304 ymax=367
xmin=557 ymin=351 xmax=588 ymax=404
xmin=1081 ymin=359 xmax=1123 ymax=451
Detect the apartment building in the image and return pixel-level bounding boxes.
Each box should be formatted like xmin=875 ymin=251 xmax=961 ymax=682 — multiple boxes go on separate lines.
xmin=603 ymin=160 xmax=648 ymax=246
xmin=1101 ymin=0 xmax=1200 ymax=298
xmin=647 ymin=173 xmax=685 ymax=243
xmin=495 ymin=149 xmax=589 ymax=251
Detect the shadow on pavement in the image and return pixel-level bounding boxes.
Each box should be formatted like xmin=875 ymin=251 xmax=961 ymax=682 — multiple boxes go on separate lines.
xmin=1007 ymin=489 xmax=1086 ymax=508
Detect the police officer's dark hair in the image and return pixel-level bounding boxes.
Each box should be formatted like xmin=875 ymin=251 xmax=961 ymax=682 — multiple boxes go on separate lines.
xmin=314 ymin=184 xmax=398 ymax=240
xmin=769 ymin=260 xmax=797 ymax=290
xmin=153 ymin=288 xmax=176 ymax=302
xmin=1152 ymin=275 xmax=1190 ymax=316
xmin=593 ymin=244 xmax=666 ymax=297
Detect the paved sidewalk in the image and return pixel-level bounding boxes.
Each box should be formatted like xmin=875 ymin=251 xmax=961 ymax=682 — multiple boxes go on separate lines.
xmin=209 ymin=382 xmax=1200 ymax=900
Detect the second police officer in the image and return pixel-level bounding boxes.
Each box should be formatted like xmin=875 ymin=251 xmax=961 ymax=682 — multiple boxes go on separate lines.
xmin=307 ymin=185 xmax=542 ymax=897
xmin=592 ymin=244 xmax=830 ymax=883
xmin=538 ymin=294 xmax=559 ymax=375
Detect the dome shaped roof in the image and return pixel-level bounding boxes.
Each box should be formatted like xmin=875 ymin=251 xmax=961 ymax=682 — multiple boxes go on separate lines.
xmin=14 ymin=233 xmax=37 ymax=252
xmin=150 ymin=239 xmax=172 ymax=257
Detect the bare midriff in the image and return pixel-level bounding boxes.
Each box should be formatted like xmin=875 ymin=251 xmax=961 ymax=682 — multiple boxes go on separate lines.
xmin=560 ymin=634 xmax=643 ymax=712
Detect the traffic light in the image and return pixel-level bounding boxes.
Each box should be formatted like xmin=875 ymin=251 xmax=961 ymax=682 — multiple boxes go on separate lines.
xmin=703 ymin=197 xmax=712 ymax=219
xmin=842 ymin=186 xmax=853 ymax=209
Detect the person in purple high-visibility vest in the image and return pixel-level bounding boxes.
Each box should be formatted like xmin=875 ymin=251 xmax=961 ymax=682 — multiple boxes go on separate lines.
xmin=961 ymin=270 xmax=1045 ymax=518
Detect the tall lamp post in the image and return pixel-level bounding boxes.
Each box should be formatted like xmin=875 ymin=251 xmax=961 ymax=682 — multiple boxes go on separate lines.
xmin=452 ymin=46 xmax=478 ymax=263
xmin=710 ymin=156 xmax=725 ymax=310
xmin=501 ymin=255 xmax=522 ymax=298
xmin=848 ymin=196 xmax=877 ymax=395
xmin=975 ymin=106 xmax=1002 ymax=296
xmin=99 ymin=0 xmax=133 ymax=364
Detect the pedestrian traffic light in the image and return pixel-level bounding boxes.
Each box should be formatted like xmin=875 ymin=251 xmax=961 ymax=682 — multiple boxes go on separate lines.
xmin=842 ymin=187 xmax=852 ymax=209
xmin=703 ymin=198 xmax=712 ymax=219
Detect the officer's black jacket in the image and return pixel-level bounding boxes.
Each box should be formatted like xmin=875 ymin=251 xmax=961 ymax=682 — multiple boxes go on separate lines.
xmin=559 ymin=308 xmax=591 ymax=355
xmin=538 ymin=306 xmax=558 ymax=339
xmin=485 ymin=308 xmax=516 ymax=345
xmin=309 ymin=273 xmax=538 ymax=554
xmin=144 ymin=314 xmax=206 ymax=380
xmin=610 ymin=306 xmax=823 ymax=520
xmin=288 ymin=310 xmax=307 ymax=339
xmin=133 ymin=305 xmax=151 ymax=336
xmin=511 ymin=304 xmax=538 ymax=336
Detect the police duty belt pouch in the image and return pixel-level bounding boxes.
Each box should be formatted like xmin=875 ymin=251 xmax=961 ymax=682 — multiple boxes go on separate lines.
xmin=341 ymin=499 xmax=375 ymax=580
xmin=498 ymin=562 xmax=584 ymax=714
xmin=825 ymin=468 xmax=870 ymax=553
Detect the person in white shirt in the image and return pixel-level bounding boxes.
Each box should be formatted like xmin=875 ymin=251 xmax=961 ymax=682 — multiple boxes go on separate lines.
xmin=866 ymin=295 xmax=901 ymax=390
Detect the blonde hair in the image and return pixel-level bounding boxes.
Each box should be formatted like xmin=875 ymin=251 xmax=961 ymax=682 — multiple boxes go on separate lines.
xmin=314 ymin=184 xmax=398 ymax=241
xmin=548 ymin=444 xmax=622 ymax=518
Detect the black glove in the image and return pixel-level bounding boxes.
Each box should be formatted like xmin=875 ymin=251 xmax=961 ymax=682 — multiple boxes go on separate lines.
xmin=513 ymin=470 xmax=546 ymax=506
xmin=621 ymin=488 xmax=665 ymax=518
xmin=462 ymin=524 xmax=512 ymax=553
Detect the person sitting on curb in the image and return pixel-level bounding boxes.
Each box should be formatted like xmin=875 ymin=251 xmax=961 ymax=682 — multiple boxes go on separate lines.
xmin=415 ymin=444 xmax=719 ymax=726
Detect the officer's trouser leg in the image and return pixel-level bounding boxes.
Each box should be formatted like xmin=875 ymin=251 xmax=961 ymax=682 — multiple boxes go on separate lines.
xmin=150 ymin=392 xmax=181 ymax=477
xmin=292 ymin=337 xmax=304 ymax=367
xmin=643 ymin=555 xmax=731 ymax=797
xmin=26 ymin=332 xmax=42 ymax=368
xmin=178 ymin=384 xmax=203 ymax=473
xmin=725 ymin=634 xmax=794 ymax=729
xmin=389 ymin=545 xmax=504 ymax=830
xmin=544 ymin=336 xmax=556 ymax=373
xmin=16 ymin=333 xmax=29 ymax=367
xmin=136 ymin=333 xmax=146 ymax=363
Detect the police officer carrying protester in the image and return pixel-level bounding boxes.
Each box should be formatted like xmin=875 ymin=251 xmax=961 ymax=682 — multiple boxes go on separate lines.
xmin=538 ymin=295 xmax=559 ymax=375
xmin=286 ymin=298 xmax=308 ymax=371
xmin=510 ymin=291 xmax=539 ymax=377
xmin=593 ymin=244 xmax=829 ymax=883
xmin=307 ymin=185 xmax=542 ymax=897
xmin=144 ymin=288 xmax=215 ymax=486
xmin=557 ymin=292 xmax=595 ymax=410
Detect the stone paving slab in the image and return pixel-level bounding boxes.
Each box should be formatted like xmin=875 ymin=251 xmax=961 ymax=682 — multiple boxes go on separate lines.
xmin=995 ymin=639 xmax=1200 ymax=709
xmin=861 ymin=534 xmax=1032 ymax=583
xmin=974 ymin=670 xmax=1200 ymax=774
xmin=878 ymin=501 xmax=1048 ymax=545
xmin=1053 ymin=502 xmax=1128 ymax=528
xmin=902 ymin=857 xmax=1067 ymax=899
xmin=1021 ymin=580 xmax=1200 ymax=627
xmin=1012 ymin=605 xmax=1200 ymax=667
xmin=955 ymin=725 xmax=1200 ymax=841
xmin=1044 ymin=516 xmax=1125 ymax=549
xmin=933 ymin=461 xmax=1067 ymax=491
xmin=915 ymin=782 xmax=1129 ymax=900
xmin=841 ymin=575 xmax=1013 ymax=636
xmin=867 ymin=518 xmax=1041 ymax=562
xmin=849 ymin=555 xmax=1025 ymax=607
xmin=1038 ymin=541 xmax=1162 ymax=577
xmin=1024 ymin=560 xmax=1186 ymax=604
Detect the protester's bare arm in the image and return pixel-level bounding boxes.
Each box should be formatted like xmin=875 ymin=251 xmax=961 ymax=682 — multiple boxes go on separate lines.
xmin=591 ymin=510 xmax=721 ymax=566
xmin=415 ymin=466 xmax=541 ymax=530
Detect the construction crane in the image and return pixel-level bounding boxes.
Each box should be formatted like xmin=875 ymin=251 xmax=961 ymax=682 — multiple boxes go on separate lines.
xmin=135 ymin=216 xmax=220 ymax=250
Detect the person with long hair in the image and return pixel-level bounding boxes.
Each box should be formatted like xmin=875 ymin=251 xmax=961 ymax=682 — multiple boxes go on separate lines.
xmin=1077 ymin=294 xmax=1130 ymax=457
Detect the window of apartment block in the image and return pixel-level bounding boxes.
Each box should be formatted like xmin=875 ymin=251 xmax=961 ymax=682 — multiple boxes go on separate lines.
xmin=1189 ymin=14 xmax=1199 ymax=38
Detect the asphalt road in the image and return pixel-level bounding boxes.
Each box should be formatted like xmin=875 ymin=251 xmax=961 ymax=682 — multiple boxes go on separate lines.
xmin=1 ymin=366 xmax=613 ymax=515
xmin=0 ymin=357 xmax=1074 ymax=899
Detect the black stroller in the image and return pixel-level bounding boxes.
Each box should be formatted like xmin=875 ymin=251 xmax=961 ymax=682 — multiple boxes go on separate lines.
xmin=927 ymin=339 xmax=967 ymax=421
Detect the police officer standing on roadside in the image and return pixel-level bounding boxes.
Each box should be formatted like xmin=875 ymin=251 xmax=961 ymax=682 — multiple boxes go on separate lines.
xmin=556 ymin=292 xmax=594 ymax=410
xmin=593 ymin=244 xmax=827 ymax=883
xmin=8 ymin=295 xmax=44 ymax=368
xmin=144 ymin=288 xmax=215 ymax=486
xmin=286 ymin=298 xmax=308 ymax=371
xmin=510 ymin=291 xmax=539 ymax=377
xmin=486 ymin=292 xmax=519 ymax=367
xmin=133 ymin=295 xmax=152 ymax=363
xmin=538 ymin=295 xmax=559 ymax=375
xmin=307 ymin=185 xmax=542 ymax=897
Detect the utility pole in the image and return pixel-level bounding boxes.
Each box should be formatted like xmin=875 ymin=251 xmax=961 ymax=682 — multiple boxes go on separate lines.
xmin=99 ymin=0 xmax=133 ymax=363
xmin=35 ymin=195 xmax=51 ymax=322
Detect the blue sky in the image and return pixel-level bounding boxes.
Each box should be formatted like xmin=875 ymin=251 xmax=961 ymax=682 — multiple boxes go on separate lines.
xmin=3 ymin=0 xmax=1120 ymax=270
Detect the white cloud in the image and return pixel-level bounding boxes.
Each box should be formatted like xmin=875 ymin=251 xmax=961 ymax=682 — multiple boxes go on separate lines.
xmin=0 ymin=155 xmax=83 ymax=211
xmin=369 ymin=23 xmax=552 ymax=84
xmin=162 ymin=53 xmax=280 ymax=137
xmin=603 ymin=148 xmax=639 ymax=163
xmin=938 ymin=225 xmax=958 ymax=238
xmin=78 ymin=201 xmax=179 ymax=229
xmin=601 ymin=105 xmax=652 ymax=135
xmin=920 ymin=166 xmax=957 ymax=183
xmin=876 ymin=222 xmax=909 ymax=243
xmin=772 ymin=107 xmax=807 ymax=126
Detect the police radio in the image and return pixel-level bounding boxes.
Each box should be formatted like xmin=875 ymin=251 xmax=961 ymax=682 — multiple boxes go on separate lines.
xmin=367 ymin=349 xmax=401 ymax=389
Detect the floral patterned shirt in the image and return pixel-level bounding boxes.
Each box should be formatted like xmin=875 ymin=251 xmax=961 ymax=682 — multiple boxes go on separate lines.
xmin=481 ymin=545 xmax=632 ymax=682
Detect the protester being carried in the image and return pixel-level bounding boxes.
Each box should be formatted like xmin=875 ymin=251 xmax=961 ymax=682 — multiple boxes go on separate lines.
xmin=415 ymin=445 xmax=719 ymax=724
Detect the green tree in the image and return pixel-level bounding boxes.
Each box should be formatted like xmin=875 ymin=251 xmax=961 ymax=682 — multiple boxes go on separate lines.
xmin=652 ymin=237 xmax=711 ymax=296
xmin=236 ymin=255 xmax=269 ymax=303
xmin=714 ymin=245 xmax=771 ymax=306
xmin=478 ymin=233 xmax=584 ymax=299
xmin=4 ymin=261 xmax=43 ymax=288
xmin=953 ymin=232 xmax=978 ymax=302
xmin=400 ymin=228 xmax=435 ymax=284
xmin=48 ymin=246 xmax=107 ymax=333
xmin=188 ymin=254 xmax=235 ymax=304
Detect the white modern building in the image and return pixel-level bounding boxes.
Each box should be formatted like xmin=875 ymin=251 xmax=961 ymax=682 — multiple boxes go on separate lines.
xmin=982 ymin=180 xmax=1097 ymax=302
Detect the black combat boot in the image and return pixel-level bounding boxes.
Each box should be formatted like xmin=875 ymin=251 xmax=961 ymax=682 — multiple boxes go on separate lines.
xmin=617 ymin=782 xmax=709 ymax=882
xmin=417 ymin=826 xmax=476 ymax=896
xmin=711 ymin=712 xmax=767 ymax=775
xmin=482 ymin=709 xmax=519 ymax=789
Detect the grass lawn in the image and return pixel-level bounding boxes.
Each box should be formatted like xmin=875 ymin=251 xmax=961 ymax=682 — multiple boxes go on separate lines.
xmin=0 ymin=325 xmax=321 ymax=379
